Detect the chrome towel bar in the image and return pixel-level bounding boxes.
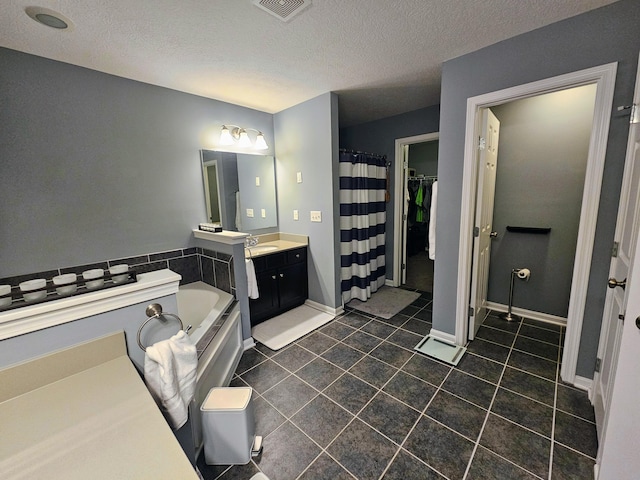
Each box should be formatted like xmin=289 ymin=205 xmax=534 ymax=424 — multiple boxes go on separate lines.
xmin=137 ymin=303 xmax=191 ymax=351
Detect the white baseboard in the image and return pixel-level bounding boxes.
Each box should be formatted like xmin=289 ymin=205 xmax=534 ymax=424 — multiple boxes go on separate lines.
xmin=573 ymin=375 xmax=594 ymax=400
xmin=243 ymin=337 xmax=256 ymax=351
xmin=385 ymin=279 xmax=396 ymax=287
xmin=305 ymin=299 xmax=344 ymax=317
xmin=486 ymin=301 xmax=567 ymax=326
xmin=428 ymin=328 xmax=457 ymax=346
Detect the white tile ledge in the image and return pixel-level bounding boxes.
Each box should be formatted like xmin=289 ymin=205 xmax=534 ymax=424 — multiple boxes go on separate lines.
xmin=193 ymin=229 xmax=248 ymax=245
xmin=0 ymin=269 xmax=181 ymax=341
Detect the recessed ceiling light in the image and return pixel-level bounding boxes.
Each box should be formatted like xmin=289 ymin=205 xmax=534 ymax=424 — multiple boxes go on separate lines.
xmin=25 ymin=7 xmax=74 ymax=30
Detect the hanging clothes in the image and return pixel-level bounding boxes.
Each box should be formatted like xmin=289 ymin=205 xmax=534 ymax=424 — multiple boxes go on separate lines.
xmin=339 ymin=150 xmax=387 ymax=303
xmin=415 ymin=185 xmax=424 ymax=222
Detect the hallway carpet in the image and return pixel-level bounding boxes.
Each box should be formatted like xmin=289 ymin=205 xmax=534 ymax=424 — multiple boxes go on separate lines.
xmin=197 ymin=295 xmax=597 ymax=480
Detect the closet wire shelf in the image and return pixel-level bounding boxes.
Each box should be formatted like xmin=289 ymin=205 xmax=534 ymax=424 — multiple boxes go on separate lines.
xmin=0 ymin=269 xmax=138 ymax=312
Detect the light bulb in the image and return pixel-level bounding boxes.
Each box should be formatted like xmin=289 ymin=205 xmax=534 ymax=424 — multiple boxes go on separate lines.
xmin=219 ymin=126 xmax=234 ymax=145
xmin=238 ymin=130 xmax=251 ymax=147
xmin=254 ymin=133 xmax=268 ymax=150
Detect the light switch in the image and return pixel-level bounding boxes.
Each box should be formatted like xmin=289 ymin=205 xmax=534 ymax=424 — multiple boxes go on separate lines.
xmin=310 ymin=210 xmax=322 ymax=222
xmin=296 ymin=172 xmax=303 ymax=183
xmin=246 ymin=208 xmax=254 ymax=218
xmin=293 ymin=210 xmax=299 ymax=220
xmin=261 ymin=208 xmax=266 ymax=218
xmin=255 ymin=176 xmax=261 ymax=186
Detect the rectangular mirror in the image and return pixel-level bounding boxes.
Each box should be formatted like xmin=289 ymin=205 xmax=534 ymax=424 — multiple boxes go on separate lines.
xmin=200 ymin=150 xmax=278 ymax=232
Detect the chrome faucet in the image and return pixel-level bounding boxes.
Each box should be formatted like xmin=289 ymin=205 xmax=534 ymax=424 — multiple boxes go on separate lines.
xmin=245 ymin=234 xmax=259 ymax=247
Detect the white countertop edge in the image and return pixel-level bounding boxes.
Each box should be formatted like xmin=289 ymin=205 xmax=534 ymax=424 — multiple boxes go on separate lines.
xmin=193 ymin=229 xmax=248 ymax=244
xmin=0 ymin=269 xmax=181 ymax=341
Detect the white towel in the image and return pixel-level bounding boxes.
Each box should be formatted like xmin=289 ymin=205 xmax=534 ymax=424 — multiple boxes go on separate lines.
xmin=144 ymin=330 xmax=197 ymax=429
xmin=235 ymin=191 xmax=242 ymax=231
xmin=429 ymin=180 xmax=437 ymax=260
xmin=246 ymin=258 xmax=259 ymax=299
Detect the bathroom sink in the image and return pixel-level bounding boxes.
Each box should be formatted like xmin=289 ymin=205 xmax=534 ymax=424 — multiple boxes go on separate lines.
xmin=248 ymin=245 xmax=278 ymax=253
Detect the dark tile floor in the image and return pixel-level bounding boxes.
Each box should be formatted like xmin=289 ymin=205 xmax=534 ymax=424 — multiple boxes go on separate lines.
xmin=197 ymin=293 xmax=597 ymax=480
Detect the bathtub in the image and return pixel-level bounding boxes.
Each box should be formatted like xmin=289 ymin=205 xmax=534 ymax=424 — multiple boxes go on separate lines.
xmin=176 ymin=281 xmax=243 ymax=456
xmin=135 ymin=281 xmax=242 ymax=459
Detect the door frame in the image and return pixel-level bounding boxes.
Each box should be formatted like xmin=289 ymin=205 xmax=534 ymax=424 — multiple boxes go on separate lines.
xmin=456 ymin=62 xmax=617 ymax=385
xmin=391 ymin=132 xmax=440 ymax=287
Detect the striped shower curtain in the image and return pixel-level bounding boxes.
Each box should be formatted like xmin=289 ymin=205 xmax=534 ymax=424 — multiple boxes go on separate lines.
xmin=339 ymin=150 xmax=387 ymax=303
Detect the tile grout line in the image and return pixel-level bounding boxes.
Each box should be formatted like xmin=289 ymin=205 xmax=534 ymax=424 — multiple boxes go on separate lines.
xmin=547 ymin=328 xmax=563 ymax=480
xmin=377 ymin=355 xmax=455 ymax=480
xmin=462 ymin=318 xmax=527 ymax=480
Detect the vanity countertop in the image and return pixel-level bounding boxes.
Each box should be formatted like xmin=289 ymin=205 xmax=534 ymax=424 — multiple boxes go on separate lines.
xmin=245 ymin=235 xmax=308 ymax=258
xmin=0 ymin=332 xmax=199 ymax=480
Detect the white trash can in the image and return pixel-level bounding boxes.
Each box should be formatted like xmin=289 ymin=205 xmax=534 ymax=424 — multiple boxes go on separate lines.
xmin=200 ymin=387 xmax=255 ymax=465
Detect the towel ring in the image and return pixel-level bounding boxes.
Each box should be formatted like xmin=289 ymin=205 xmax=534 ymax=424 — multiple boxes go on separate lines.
xmin=137 ymin=303 xmax=190 ymax=351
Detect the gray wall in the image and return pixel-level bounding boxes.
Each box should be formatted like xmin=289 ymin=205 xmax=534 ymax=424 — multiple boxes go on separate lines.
xmin=0 ymin=47 xmax=274 ymax=277
xmin=339 ymin=105 xmax=440 ymax=277
xmin=488 ymin=85 xmax=596 ymax=317
xmin=409 ymin=141 xmax=439 ymax=177
xmin=274 ymin=93 xmax=341 ymax=308
xmin=435 ymin=0 xmax=640 ymax=377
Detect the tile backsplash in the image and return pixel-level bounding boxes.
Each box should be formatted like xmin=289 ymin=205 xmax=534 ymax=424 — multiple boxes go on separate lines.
xmin=0 ymin=247 xmax=235 ymax=296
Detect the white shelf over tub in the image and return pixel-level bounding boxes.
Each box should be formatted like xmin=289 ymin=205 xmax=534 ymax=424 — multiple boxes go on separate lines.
xmin=0 ymin=269 xmax=181 ymax=341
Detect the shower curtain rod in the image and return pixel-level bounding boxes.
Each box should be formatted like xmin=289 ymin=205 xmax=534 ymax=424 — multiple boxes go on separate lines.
xmin=339 ymin=148 xmax=388 ymax=161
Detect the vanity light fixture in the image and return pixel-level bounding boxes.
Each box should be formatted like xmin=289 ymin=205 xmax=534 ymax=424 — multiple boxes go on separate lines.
xmin=219 ymin=125 xmax=268 ymax=150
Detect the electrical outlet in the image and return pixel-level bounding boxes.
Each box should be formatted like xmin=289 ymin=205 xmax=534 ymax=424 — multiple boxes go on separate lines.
xmin=261 ymin=208 xmax=266 ymax=218
xmin=246 ymin=208 xmax=254 ymax=218
xmin=255 ymin=176 xmax=261 ymax=186
xmin=293 ymin=210 xmax=299 ymax=220
xmin=310 ymin=210 xmax=322 ymax=222
xmin=296 ymin=172 xmax=303 ymax=183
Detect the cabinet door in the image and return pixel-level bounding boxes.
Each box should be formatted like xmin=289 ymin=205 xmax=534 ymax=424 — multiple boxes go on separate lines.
xmin=249 ymin=269 xmax=279 ymax=325
xmin=278 ymin=262 xmax=308 ymax=311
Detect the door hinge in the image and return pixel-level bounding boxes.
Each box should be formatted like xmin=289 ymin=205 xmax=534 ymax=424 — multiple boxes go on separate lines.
xmin=473 ymin=226 xmax=480 ymax=237
xmin=619 ymin=312 xmax=625 ymax=323
xmin=403 ymin=214 xmax=407 ymax=222
xmin=402 ymin=263 xmax=406 ymax=270
xmin=469 ymin=306 xmax=474 ymax=317
xmin=612 ymin=241 xmax=619 ymax=258
xmin=631 ymin=104 xmax=639 ymax=124
xmin=478 ymin=137 xmax=486 ymax=150
xmin=404 ymin=160 xmax=409 ymax=169
xmin=595 ymin=357 xmax=602 ymax=373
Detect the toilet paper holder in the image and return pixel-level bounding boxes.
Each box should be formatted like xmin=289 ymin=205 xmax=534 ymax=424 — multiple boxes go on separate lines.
xmin=500 ymin=268 xmax=530 ymax=322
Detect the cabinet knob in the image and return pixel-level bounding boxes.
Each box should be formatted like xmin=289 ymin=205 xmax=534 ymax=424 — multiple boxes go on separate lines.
xmin=271 ymin=275 xmax=276 ymax=280
xmin=296 ymin=254 xmax=300 ymax=258
xmin=280 ymin=273 xmax=284 ymax=278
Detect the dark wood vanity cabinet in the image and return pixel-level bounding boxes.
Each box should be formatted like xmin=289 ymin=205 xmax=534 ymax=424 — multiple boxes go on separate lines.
xmin=249 ymin=247 xmax=308 ymax=326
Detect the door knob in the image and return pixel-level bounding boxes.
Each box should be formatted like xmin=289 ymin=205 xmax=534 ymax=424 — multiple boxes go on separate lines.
xmin=608 ymin=277 xmax=626 ymax=290
xmin=636 ymin=316 xmax=640 ymax=330
xmin=490 ymin=231 xmax=498 ymax=238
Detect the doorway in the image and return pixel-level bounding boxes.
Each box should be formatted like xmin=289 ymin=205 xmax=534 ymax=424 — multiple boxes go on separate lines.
xmin=457 ymin=63 xmax=617 ymax=385
xmin=391 ymin=133 xmax=439 ymax=290
xmin=405 ymin=140 xmax=438 ymax=292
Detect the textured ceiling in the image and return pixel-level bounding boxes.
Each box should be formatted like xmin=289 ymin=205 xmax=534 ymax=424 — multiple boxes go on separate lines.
xmin=0 ymin=0 xmax=619 ymax=126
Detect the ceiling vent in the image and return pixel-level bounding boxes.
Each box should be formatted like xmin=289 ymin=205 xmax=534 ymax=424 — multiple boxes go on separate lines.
xmin=252 ymin=0 xmax=311 ymax=22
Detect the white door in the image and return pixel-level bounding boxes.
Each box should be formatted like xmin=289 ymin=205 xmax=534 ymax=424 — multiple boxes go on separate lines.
xmin=595 ymin=57 xmax=640 ymax=478
xmin=469 ymin=109 xmax=500 ymax=339
xmin=402 ymin=145 xmax=409 ymax=284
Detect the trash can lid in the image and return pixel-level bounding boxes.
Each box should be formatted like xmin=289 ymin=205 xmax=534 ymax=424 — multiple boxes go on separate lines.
xmin=201 ymin=387 xmax=252 ymax=411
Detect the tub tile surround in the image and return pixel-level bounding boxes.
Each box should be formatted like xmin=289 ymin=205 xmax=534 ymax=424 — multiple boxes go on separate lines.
xmin=0 ymin=246 xmax=234 ymax=302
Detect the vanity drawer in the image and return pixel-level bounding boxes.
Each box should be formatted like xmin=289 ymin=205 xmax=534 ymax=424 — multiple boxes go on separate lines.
xmin=265 ymin=252 xmax=287 ymax=269
xmin=287 ymin=248 xmax=306 ymax=264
